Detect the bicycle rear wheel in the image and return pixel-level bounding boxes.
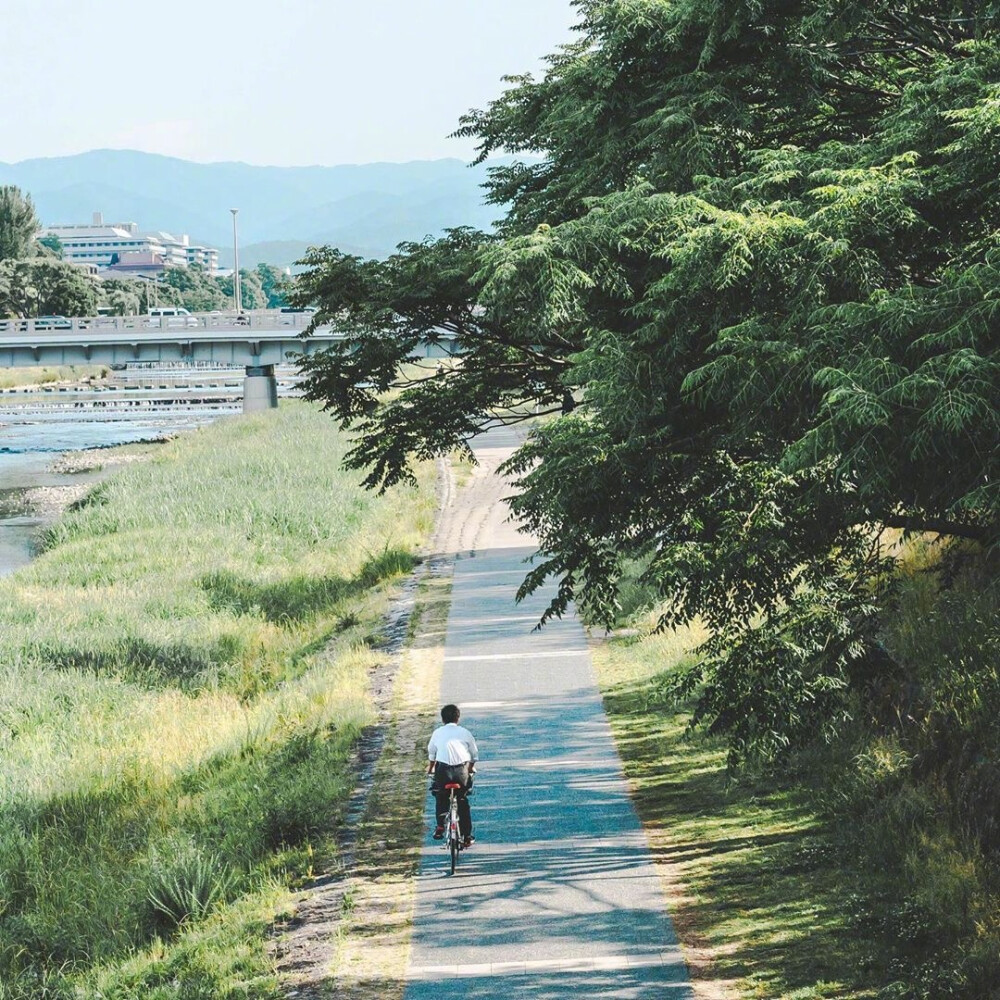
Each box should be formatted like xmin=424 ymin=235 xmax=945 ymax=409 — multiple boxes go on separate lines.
xmin=448 ymin=792 xmax=460 ymax=875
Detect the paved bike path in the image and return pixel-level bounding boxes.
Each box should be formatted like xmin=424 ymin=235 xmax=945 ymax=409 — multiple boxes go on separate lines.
xmin=404 ymin=437 xmax=694 ymax=999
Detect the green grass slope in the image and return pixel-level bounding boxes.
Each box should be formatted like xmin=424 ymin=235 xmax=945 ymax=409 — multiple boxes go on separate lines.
xmin=0 ymin=403 xmax=435 ymax=999
xmin=594 ymin=543 xmax=1000 ymax=1000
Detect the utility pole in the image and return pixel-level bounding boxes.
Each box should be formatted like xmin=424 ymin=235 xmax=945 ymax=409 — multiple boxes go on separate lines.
xmin=230 ymin=208 xmax=242 ymax=313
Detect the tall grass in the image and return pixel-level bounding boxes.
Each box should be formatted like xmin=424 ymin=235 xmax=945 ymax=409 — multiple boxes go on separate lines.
xmin=4 ymin=405 xmax=431 ymax=697
xmin=0 ymin=403 xmax=435 ymax=997
xmin=595 ymin=540 xmax=1000 ymax=999
xmin=0 ymin=366 xmax=107 ymax=389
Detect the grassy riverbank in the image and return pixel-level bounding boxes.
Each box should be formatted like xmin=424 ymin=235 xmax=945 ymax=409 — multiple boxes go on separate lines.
xmin=0 ymin=403 xmax=435 ymax=998
xmin=593 ymin=544 xmax=1000 ymax=999
xmin=594 ymin=625 xmax=870 ymax=999
xmin=0 ymin=365 xmax=108 ymax=390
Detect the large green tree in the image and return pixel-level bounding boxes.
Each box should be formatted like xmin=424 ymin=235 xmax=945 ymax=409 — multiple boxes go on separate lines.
xmin=256 ymin=262 xmax=291 ymax=308
xmin=0 ymin=258 xmax=100 ymax=318
xmin=296 ymin=0 xmax=1000 ymax=762
xmin=99 ymin=278 xmax=146 ymax=316
xmin=0 ymin=186 xmax=40 ymax=262
xmin=214 ymin=267 xmax=266 ymax=310
xmin=160 ymin=264 xmax=228 ymax=312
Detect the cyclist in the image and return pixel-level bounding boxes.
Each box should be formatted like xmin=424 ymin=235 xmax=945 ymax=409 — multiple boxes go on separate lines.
xmin=427 ymin=704 xmax=479 ymax=847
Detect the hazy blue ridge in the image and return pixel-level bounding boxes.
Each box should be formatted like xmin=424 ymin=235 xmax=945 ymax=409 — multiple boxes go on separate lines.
xmin=0 ymin=149 xmax=513 ymax=265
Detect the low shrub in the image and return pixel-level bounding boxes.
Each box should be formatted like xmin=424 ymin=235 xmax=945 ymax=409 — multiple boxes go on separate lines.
xmin=145 ymin=839 xmax=240 ymax=930
xmin=594 ymin=534 xmax=1000 ymax=999
xmin=829 ymin=544 xmax=1000 ymax=998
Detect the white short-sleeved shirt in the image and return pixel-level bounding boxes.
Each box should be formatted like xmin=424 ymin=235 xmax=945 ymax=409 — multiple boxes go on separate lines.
xmin=427 ymin=722 xmax=479 ymax=766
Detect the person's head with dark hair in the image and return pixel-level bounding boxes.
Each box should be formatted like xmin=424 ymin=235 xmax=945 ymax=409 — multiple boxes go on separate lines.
xmin=441 ymin=704 xmax=460 ymax=724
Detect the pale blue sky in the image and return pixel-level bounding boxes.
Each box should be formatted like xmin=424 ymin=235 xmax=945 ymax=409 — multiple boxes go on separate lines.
xmin=2 ymin=0 xmax=578 ymax=166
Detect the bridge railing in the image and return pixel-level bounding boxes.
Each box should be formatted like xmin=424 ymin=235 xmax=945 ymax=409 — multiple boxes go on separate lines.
xmin=0 ymin=310 xmax=319 ymax=336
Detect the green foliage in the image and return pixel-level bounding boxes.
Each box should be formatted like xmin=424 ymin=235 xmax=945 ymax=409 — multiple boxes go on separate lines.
xmin=146 ymin=840 xmax=239 ymax=930
xmin=0 ymin=404 xmax=435 ymax=994
xmin=36 ymin=234 xmax=63 ymax=258
xmin=294 ymin=228 xmax=575 ymax=490
xmin=598 ymin=555 xmax=1000 ymax=999
xmin=0 ymin=187 xmax=39 ymax=263
xmin=801 ymin=548 xmax=1000 ymax=999
xmin=0 ymin=258 xmax=101 ymax=318
xmin=296 ymin=0 xmax=1000 ymax=767
xmin=159 ymin=264 xmax=229 ymax=312
xmin=255 ymin=262 xmax=290 ymax=308
xmin=158 ymin=263 xmax=279 ymax=313
xmin=99 ymin=278 xmax=146 ymax=316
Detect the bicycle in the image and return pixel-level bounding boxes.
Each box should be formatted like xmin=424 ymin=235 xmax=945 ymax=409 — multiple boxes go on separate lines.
xmin=443 ymin=781 xmax=463 ymax=875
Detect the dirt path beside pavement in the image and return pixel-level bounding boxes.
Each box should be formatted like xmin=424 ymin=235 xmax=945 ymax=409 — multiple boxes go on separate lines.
xmin=272 ymin=445 xmax=516 ymax=998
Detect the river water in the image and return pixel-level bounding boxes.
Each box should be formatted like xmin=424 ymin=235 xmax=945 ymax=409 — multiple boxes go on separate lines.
xmin=0 ymin=372 xmax=254 ymax=577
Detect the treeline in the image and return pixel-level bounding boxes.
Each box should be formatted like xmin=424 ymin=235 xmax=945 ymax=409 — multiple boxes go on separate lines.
xmin=293 ymin=0 xmax=1000 ymax=995
xmin=0 ymin=186 xmax=290 ymax=318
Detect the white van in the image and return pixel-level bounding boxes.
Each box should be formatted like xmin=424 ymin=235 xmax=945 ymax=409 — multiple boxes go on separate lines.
xmin=146 ymin=307 xmax=199 ymax=328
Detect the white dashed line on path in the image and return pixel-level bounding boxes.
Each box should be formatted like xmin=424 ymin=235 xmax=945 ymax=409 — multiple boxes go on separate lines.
xmin=409 ymin=950 xmax=686 ymax=978
xmin=443 ymin=649 xmax=589 ymax=663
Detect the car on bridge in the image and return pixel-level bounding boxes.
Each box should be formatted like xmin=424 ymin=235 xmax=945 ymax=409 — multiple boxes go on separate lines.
xmin=145 ymin=307 xmax=199 ymax=328
xmin=34 ymin=315 xmax=73 ymax=330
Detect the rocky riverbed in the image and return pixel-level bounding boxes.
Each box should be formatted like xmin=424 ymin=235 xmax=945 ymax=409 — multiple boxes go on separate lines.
xmin=0 ymin=449 xmax=154 ymax=577
xmin=0 ymin=363 xmax=303 ymax=576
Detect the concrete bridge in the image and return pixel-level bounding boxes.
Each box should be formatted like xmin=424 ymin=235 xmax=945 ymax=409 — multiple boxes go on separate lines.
xmin=0 ymin=310 xmax=451 ymax=410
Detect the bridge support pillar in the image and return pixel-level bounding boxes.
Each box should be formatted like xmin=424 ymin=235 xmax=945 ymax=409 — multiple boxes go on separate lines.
xmin=243 ymin=365 xmax=278 ymax=412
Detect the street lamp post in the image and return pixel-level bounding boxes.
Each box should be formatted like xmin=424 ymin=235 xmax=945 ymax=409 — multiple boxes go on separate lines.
xmin=230 ymin=208 xmax=242 ymax=313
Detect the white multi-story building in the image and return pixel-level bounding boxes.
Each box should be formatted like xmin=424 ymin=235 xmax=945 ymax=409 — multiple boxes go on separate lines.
xmin=187 ymin=245 xmax=220 ymax=271
xmin=39 ymin=213 xmax=220 ymax=275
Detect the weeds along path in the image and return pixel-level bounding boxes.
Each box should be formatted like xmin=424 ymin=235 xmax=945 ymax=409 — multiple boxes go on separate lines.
xmin=273 ymin=446 xmax=515 ymax=999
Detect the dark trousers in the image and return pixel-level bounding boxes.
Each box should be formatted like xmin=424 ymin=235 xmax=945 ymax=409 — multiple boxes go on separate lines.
xmin=432 ymin=762 xmax=472 ymax=838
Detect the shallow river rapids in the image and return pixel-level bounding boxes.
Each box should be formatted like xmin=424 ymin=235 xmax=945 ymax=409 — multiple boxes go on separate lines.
xmin=0 ymin=366 xmax=299 ymax=576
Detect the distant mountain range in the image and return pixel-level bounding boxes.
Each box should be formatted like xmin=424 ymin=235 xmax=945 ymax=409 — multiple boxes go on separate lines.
xmin=0 ymin=149 xmax=510 ymax=267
